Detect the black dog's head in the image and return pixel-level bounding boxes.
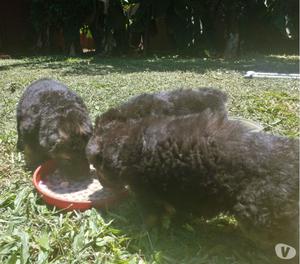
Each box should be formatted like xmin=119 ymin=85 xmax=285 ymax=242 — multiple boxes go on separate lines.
xmin=40 ymin=110 xmax=93 ymax=178
xmin=86 ymin=116 xmax=128 ymax=190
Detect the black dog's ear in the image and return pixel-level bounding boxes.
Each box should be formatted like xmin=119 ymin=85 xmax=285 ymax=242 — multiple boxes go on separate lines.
xmin=202 ymin=88 xmax=228 ymax=113
xmin=59 ymin=111 xmax=93 ymax=138
xmin=98 ymin=108 xmax=124 ymax=123
xmin=95 ymin=115 xmax=101 ymax=125
xmin=202 ymin=87 xmax=228 ymax=104
xmin=94 ymin=116 xmax=105 ymax=133
xmin=94 ymin=114 xmax=112 ymax=128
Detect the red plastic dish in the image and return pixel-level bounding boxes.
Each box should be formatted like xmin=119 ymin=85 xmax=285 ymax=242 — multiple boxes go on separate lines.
xmin=32 ymin=160 xmax=128 ymax=211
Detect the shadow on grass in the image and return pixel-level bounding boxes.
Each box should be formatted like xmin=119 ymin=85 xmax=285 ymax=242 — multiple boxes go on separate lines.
xmin=0 ymin=54 xmax=299 ymax=76
xmin=101 ymin=198 xmax=277 ymax=264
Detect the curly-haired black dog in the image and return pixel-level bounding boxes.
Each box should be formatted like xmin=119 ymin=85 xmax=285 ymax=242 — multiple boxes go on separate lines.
xmin=17 ymin=78 xmax=93 ymax=177
xmin=86 ymin=88 xmax=299 ymax=250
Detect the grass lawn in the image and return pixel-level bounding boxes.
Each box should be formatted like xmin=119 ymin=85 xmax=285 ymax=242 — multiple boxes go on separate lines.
xmin=0 ymin=54 xmax=299 ymax=264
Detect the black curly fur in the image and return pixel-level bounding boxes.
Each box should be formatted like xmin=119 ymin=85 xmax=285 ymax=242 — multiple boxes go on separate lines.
xmin=99 ymin=87 xmax=227 ymax=123
xmin=87 ymin=87 xmax=299 ymax=250
xmin=17 ymin=78 xmax=93 ymax=177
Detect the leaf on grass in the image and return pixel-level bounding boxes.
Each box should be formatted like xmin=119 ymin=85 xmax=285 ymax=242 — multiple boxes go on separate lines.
xmin=19 ymin=231 xmax=30 ymax=264
xmin=0 ymin=243 xmax=18 ymax=256
xmin=36 ymin=233 xmax=50 ymax=251
xmin=13 ymin=187 xmax=30 ymax=211
xmin=72 ymin=228 xmax=85 ymax=252
xmin=37 ymin=250 xmax=49 ymax=264
xmin=96 ymin=236 xmax=115 ymax=247
xmin=6 ymin=252 xmax=20 ymax=264
xmin=0 ymin=194 xmax=15 ymax=207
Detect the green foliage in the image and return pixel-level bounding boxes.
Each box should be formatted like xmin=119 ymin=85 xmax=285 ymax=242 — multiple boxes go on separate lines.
xmin=28 ymin=0 xmax=298 ymax=55
xmin=30 ymin=0 xmax=95 ymax=29
xmin=0 ymin=55 xmax=299 ymax=263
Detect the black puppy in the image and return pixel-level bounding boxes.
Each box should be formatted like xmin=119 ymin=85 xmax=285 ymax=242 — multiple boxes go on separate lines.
xmin=17 ymin=78 xmax=92 ymax=177
xmin=86 ymin=87 xmax=299 ymax=250
xmin=87 ymin=87 xmax=228 ymax=189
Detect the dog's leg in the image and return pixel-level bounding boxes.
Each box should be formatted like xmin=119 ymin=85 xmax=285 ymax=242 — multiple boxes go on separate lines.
xmin=16 ymin=135 xmax=24 ymax=152
xmin=133 ymin=187 xmax=176 ymax=228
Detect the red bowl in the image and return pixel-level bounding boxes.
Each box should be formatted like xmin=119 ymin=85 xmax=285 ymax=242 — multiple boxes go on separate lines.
xmin=32 ymin=160 xmax=128 ymax=211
